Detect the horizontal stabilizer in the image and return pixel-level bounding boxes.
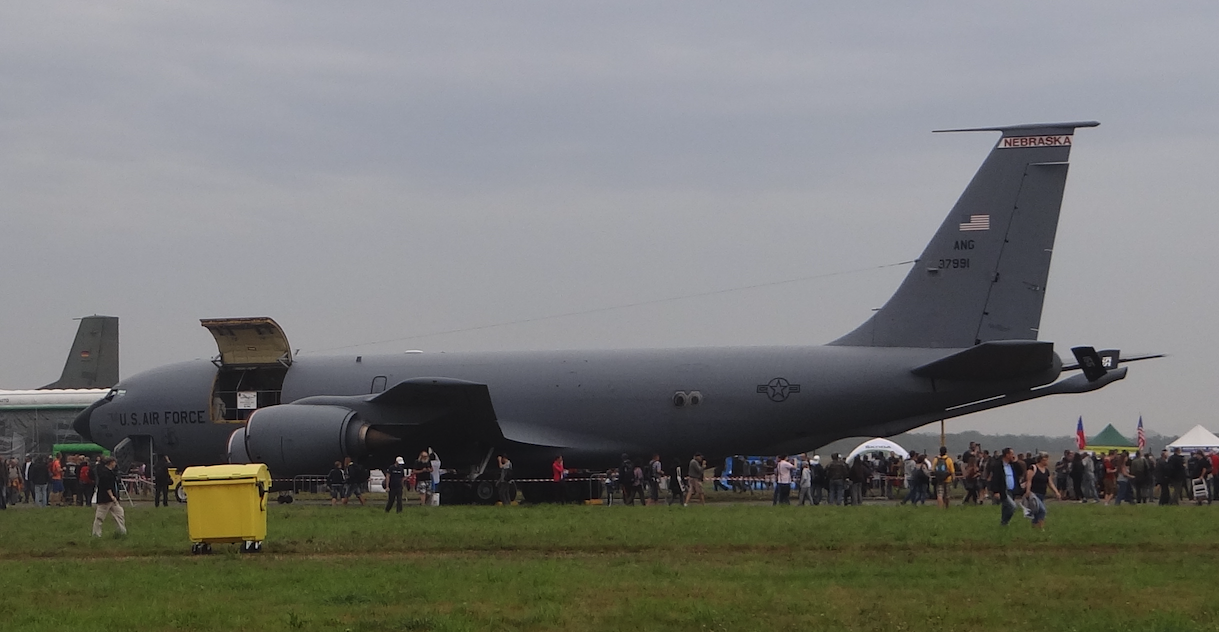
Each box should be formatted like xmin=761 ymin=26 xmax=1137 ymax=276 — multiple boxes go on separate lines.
xmin=911 ymin=340 xmax=1055 ymax=381
xmin=1061 ymin=351 xmax=1164 ymax=372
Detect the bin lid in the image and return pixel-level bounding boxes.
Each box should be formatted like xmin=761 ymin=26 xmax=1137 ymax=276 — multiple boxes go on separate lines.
xmin=181 ymin=463 xmax=271 ymax=483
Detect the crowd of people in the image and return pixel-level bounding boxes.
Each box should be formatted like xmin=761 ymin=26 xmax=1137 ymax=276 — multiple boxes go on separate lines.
xmin=0 ymin=452 xmax=180 ymax=511
xmin=599 ymin=442 xmax=1219 ymax=522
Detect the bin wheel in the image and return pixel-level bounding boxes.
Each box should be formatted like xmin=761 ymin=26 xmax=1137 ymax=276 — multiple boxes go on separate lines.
xmin=254 ymin=541 xmax=262 ymax=553
xmin=241 ymin=540 xmax=256 ymax=554
xmin=191 ymin=543 xmax=200 ymax=555
xmin=201 ymin=543 xmax=212 ymax=555
xmin=175 ymin=483 xmax=187 ymax=504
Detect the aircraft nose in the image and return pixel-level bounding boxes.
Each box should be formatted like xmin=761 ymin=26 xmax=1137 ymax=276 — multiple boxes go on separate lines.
xmin=73 ymin=398 xmax=104 ymax=443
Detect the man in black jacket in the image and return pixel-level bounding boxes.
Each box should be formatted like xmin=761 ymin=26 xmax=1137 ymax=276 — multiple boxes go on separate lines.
xmin=990 ymin=448 xmax=1027 ymax=526
xmin=1167 ymin=448 xmax=1188 ymax=504
xmin=92 ymin=457 xmax=127 ymax=537
xmin=153 ymin=455 xmax=173 ymax=507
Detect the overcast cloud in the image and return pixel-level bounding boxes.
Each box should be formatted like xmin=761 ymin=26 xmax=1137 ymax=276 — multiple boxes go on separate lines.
xmin=2 ymin=2 xmax=1216 ymax=439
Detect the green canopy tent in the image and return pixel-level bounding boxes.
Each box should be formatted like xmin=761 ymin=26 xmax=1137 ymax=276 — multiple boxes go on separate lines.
xmin=1086 ymin=424 xmax=1139 ymax=454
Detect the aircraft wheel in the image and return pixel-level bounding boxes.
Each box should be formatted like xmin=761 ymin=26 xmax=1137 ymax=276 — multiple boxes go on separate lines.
xmin=475 ymin=481 xmax=496 ymax=504
xmin=175 ymin=484 xmax=187 ymax=504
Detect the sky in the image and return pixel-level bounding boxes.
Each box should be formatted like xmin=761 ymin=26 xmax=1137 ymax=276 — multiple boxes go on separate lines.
xmin=1 ymin=2 xmax=1215 ymax=439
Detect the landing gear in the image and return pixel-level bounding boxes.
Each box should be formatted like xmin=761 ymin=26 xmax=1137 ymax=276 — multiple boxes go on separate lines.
xmin=275 ymin=494 xmax=294 ymax=504
xmin=475 ymin=480 xmax=496 ymax=503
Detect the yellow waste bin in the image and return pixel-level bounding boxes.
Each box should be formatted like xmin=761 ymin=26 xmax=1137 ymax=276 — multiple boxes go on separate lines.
xmin=181 ymin=464 xmax=272 ymax=554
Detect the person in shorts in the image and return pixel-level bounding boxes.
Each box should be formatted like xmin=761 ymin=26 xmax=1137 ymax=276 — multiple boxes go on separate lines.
xmin=327 ymin=461 xmax=347 ymax=506
xmin=344 ymin=458 xmax=367 ymax=506
xmin=412 ymin=451 xmax=432 ymax=506
xmin=684 ymin=453 xmax=706 ymax=505
xmin=931 ymin=447 xmax=955 ymax=508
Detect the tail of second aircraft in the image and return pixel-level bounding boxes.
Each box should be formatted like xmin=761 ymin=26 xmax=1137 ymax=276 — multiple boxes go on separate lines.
xmin=832 ymin=121 xmax=1098 ymax=349
xmin=41 ymin=315 xmax=119 ymax=389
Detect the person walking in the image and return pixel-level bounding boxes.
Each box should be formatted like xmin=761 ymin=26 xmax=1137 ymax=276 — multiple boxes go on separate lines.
xmin=92 ymin=457 xmax=127 ymax=537
xmin=993 ymin=448 xmax=1027 ymax=526
xmin=327 ymin=461 xmax=347 ymax=506
xmin=962 ymin=454 xmax=980 ymax=505
xmin=345 ymin=458 xmax=368 ymax=506
xmin=797 ymin=457 xmax=815 ymax=506
xmin=411 ymin=451 xmax=432 ymax=506
xmin=1023 ymin=453 xmax=1062 ymax=529
xmin=684 ymin=453 xmax=708 ymax=506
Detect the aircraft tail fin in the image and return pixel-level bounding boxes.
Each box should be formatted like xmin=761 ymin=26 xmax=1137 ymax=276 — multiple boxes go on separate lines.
xmin=832 ymin=121 xmax=1098 ymax=348
xmin=41 ymin=315 xmax=119 ymax=389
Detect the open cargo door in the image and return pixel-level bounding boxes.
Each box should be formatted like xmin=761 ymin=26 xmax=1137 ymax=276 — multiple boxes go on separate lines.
xmin=200 ymin=318 xmax=293 ymax=422
xmin=201 ymin=317 xmax=292 ymax=368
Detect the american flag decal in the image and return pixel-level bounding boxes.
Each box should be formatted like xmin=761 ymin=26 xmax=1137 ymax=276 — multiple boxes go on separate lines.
xmin=959 ymin=214 xmax=990 ymax=231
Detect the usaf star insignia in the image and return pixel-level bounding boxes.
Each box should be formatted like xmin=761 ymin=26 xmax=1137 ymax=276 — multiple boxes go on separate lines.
xmin=757 ymin=377 xmax=800 ymax=402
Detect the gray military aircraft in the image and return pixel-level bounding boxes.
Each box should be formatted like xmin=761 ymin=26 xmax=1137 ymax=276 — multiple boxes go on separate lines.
xmin=75 ymin=121 xmax=1139 ymax=500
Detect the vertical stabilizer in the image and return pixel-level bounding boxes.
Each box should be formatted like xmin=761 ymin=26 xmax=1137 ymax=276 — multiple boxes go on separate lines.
xmin=41 ymin=315 xmax=119 ymax=389
xmin=832 ymin=122 xmax=1097 ymax=348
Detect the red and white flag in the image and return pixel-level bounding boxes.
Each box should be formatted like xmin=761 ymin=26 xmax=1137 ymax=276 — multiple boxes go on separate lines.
xmin=1137 ymin=416 xmax=1146 ymax=450
xmin=1076 ymin=417 xmax=1086 ymax=450
xmin=959 ymin=215 xmax=990 ymax=232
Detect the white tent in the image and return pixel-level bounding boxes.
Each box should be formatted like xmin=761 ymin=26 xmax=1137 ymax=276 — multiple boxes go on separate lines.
xmin=847 ymin=437 xmax=910 ymax=462
xmin=1167 ymin=425 xmax=1219 ymax=451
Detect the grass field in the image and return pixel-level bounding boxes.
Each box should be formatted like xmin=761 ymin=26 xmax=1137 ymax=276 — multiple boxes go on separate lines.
xmin=1 ymin=498 xmax=1215 ymax=632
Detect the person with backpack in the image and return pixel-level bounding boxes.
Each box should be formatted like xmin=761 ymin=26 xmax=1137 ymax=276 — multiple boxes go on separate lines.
xmin=932 ymin=447 xmax=955 ymax=509
xmin=647 ymin=454 xmax=663 ymax=505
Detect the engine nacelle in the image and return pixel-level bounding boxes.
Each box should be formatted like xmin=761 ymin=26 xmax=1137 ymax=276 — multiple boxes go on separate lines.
xmin=228 ymin=404 xmax=369 ymax=477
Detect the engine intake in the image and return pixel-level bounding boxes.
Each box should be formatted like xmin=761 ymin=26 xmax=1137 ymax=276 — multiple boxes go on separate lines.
xmin=231 ymin=404 xmax=368 ymax=477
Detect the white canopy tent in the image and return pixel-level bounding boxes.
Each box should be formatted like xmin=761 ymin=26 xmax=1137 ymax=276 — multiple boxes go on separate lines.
xmin=847 ymin=437 xmax=910 ymax=462
xmin=1166 ymin=425 xmax=1219 ymax=452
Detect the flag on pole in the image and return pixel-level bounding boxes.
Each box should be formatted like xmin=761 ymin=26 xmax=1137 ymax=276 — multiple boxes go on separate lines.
xmin=1137 ymin=416 xmax=1146 ymax=450
xmin=1076 ymin=417 xmax=1087 ymax=450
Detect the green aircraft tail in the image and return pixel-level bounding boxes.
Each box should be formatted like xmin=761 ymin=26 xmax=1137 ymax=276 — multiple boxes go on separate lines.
xmin=41 ymin=315 xmax=119 ymax=389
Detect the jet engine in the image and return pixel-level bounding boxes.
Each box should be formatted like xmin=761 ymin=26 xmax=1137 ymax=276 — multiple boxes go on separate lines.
xmin=227 ymin=404 xmax=375 ymax=477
